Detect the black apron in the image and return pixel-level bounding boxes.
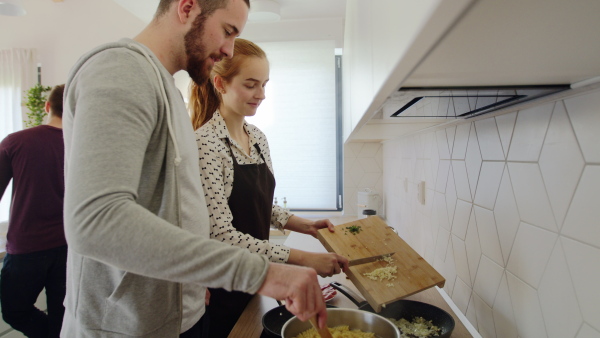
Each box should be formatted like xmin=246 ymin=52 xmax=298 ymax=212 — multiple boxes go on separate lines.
xmin=207 ymin=139 xmax=275 ymax=338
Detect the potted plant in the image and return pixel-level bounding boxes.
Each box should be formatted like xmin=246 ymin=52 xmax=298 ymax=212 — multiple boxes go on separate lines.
xmin=23 ymin=83 xmax=52 ymax=128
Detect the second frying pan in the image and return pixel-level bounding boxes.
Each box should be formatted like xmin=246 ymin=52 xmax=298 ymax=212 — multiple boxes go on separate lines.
xmin=261 ymin=303 xmax=337 ymax=338
xmin=329 ymin=282 xmax=455 ymax=338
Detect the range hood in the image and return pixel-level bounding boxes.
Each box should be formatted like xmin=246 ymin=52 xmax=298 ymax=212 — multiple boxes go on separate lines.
xmin=387 ymin=85 xmax=570 ymax=119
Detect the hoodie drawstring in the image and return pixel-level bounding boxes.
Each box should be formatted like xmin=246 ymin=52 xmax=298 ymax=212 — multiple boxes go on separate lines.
xmin=129 ymin=44 xmax=182 ymax=166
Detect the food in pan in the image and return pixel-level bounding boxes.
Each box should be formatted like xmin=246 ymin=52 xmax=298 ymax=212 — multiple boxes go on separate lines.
xmin=388 ymin=316 xmax=441 ymax=338
xmin=293 ymin=325 xmax=376 ymax=338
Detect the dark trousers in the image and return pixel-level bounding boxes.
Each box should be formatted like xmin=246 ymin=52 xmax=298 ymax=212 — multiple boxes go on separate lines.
xmin=180 ymin=312 xmax=210 ymax=338
xmin=0 ymin=245 xmax=67 ymax=338
xmin=206 ymin=288 xmax=252 ymax=338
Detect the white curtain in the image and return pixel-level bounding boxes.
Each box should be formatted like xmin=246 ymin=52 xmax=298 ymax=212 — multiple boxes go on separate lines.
xmin=0 ymin=48 xmax=37 ymax=222
xmin=247 ymin=40 xmax=338 ymax=210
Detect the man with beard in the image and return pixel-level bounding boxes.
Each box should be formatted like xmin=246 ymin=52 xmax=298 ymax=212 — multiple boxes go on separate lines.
xmin=61 ymin=0 xmax=328 ymax=337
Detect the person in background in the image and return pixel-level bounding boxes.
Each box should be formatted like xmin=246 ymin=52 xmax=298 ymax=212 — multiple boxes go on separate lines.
xmin=61 ymin=0 xmax=328 ymax=337
xmin=0 ymin=84 xmax=67 ymax=338
xmin=189 ymin=38 xmax=349 ymax=337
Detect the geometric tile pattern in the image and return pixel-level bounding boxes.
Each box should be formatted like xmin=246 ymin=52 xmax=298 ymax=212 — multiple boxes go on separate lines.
xmin=474 ymin=206 xmax=503 ymax=267
xmin=376 ymin=88 xmax=600 ymax=338
xmin=577 ymin=324 xmax=600 ymax=338
xmin=493 ymin=273 xmax=518 ymax=338
xmin=507 ymin=102 xmax=554 ymax=162
xmin=562 ymin=166 xmax=600 ymax=248
xmin=493 ymin=168 xmax=521 ymax=266
xmin=565 ymin=91 xmax=600 ymax=163
xmin=538 ymin=241 xmax=583 ymax=338
xmin=539 ymin=102 xmax=585 ymax=228
xmin=474 ymin=118 xmax=504 ymax=161
xmin=474 ymin=161 xmax=504 ymax=210
xmin=562 ymin=236 xmax=600 ymax=332
xmin=507 ymin=162 xmax=557 ymax=232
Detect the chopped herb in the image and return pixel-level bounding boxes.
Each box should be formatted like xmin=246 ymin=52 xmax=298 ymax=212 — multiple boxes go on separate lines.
xmin=344 ymin=225 xmax=362 ymax=235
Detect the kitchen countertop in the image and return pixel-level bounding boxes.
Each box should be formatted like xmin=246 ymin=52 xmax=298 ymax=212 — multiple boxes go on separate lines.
xmin=229 ymin=216 xmax=473 ymax=337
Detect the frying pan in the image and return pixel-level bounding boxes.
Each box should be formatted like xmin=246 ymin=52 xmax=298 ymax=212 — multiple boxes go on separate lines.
xmin=281 ymin=308 xmax=401 ymax=338
xmin=261 ymin=302 xmax=337 ymax=338
xmin=330 ymin=282 xmax=455 ymax=338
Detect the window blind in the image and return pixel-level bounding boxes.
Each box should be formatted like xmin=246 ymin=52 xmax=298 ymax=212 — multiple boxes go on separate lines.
xmin=246 ymin=40 xmax=339 ymax=210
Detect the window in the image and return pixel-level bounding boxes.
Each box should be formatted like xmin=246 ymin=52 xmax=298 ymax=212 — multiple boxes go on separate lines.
xmin=246 ymin=40 xmax=342 ymax=210
xmin=0 ymin=48 xmax=37 ymax=222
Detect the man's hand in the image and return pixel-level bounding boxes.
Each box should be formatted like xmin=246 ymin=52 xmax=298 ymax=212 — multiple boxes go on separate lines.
xmin=257 ymin=263 xmax=328 ymax=327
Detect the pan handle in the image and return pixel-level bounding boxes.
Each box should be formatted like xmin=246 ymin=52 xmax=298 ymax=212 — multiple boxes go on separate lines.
xmin=329 ymin=282 xmax=369 ymax=308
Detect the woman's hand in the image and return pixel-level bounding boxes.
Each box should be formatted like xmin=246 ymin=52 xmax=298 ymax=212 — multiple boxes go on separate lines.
xmin=285 ymin=216 xmax=335 ymax=238
xmin=289 ymin=249 xmax=349 ymax=277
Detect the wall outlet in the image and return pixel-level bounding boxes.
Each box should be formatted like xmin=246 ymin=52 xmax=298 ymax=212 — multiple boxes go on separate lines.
xmin=417 ymin=181 xmax=426 ymax=205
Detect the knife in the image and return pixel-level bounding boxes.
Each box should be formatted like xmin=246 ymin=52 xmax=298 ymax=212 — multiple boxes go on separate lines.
xmin=347 ymin=252 xmax=395 ymax=267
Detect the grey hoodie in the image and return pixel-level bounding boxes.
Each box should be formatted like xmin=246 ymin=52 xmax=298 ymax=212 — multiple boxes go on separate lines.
xmin=61 ymin=39 xmax=269 ymax=337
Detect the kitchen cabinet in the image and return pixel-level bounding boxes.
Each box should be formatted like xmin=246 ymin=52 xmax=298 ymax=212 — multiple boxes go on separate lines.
xmin=342 ymin=0 xmax=474 ymax=142
xmin=343 ymin=0 xmax=600 ymax=143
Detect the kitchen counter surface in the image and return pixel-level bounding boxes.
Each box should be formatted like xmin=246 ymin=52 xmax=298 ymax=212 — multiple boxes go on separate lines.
xmin=229 ymin=216 xmax=473 ymax=337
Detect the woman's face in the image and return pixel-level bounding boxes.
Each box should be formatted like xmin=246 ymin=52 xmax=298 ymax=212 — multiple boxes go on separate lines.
xmin=220 ymin=56 xmax=269 ymax=118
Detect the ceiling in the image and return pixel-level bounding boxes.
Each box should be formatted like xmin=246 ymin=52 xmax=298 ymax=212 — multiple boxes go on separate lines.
xmin=112 ymin=0 xmax=346 ymax=46
xmin=112 ymin=0 xmax=346 ymax=24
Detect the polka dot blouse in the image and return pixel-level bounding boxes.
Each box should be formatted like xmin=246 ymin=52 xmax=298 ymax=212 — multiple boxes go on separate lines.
xmin=195 ymin=111 xmax=291 ymax=263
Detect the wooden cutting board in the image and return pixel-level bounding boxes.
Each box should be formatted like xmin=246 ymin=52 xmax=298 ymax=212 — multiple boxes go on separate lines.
xmin=317 ymin=216 xmax=445 ymax=312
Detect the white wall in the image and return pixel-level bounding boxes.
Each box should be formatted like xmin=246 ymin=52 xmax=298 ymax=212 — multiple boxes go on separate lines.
xmin=371 ymin=88 xmax=600 ymax=337
xmin=343 ymin=142 xmax=383 ymax=217
xmin=0 ymin=0 xmax=146 ymax=87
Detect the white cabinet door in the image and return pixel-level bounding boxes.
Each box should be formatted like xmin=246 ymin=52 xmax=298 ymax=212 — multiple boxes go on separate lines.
xmin=342 ymin=0 xmax=475 ymax=142
xmin=343 ymin=0 xmax=443 ymax=141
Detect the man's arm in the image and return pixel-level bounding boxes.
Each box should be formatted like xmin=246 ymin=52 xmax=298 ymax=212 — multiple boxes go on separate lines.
xmin=258 ymin=263 xmax=328 ymax=327
xmin=62 ymin=48 xmax=267 ymax=293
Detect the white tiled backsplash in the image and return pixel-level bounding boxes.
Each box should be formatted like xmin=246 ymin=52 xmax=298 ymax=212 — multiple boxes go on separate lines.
xmin=343 ymin=88 xmax=600 ymax=338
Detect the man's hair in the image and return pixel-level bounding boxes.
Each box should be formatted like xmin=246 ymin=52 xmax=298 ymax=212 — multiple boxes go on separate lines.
xmin=47 ymin=84 xmax=65 ymax=118
xmin=154 ymin=0 xmax=250 ymax=19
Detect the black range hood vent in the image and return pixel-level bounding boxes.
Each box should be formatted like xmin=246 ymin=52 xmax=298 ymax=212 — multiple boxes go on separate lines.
xmin=390 ymin=86 xmax=569 ymax=119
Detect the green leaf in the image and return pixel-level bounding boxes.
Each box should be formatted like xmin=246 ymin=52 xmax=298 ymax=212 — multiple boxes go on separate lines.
xmin=23 ymin=84 xmax=52 ymax=128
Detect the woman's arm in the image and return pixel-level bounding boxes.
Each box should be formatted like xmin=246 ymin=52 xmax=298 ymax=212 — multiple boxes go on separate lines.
xmin=280 ymin=216 xmax=349 ymax=276
xmin=287 ymin=249 xmax=349 ymax=277
xmin=196 ymin=131 xmax=290 ymax=263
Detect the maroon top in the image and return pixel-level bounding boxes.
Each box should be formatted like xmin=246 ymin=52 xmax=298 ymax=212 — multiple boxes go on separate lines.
xmin=0 ymin=125 xmax=67 ymax=254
